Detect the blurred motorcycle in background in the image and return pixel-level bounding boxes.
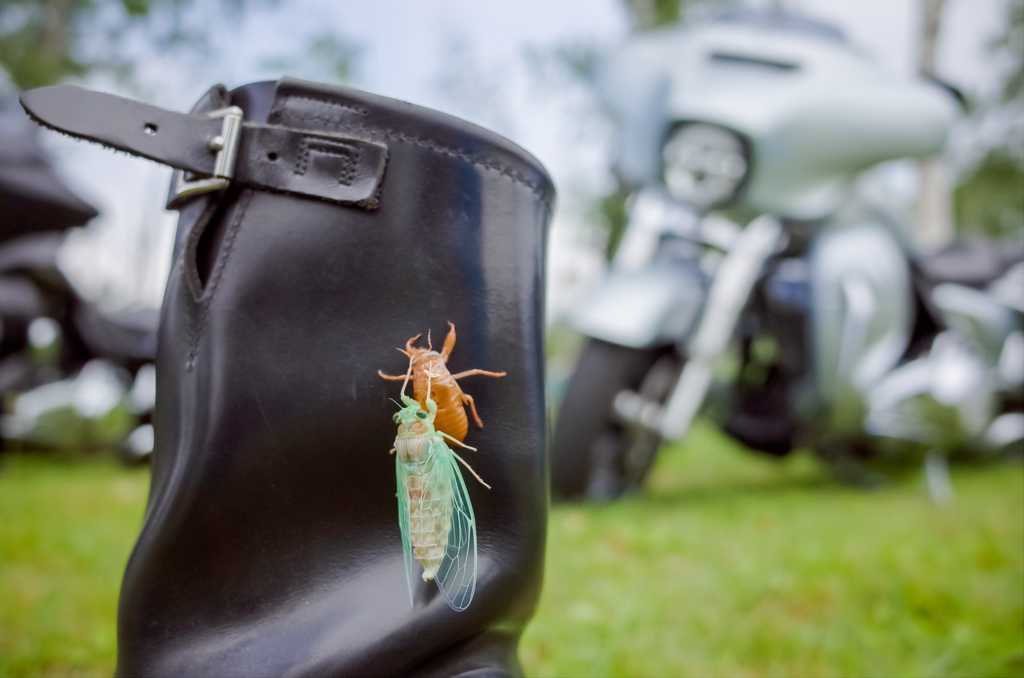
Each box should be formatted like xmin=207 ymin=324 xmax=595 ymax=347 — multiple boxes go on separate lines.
xmin=552 ymin=9 xmax=1024 ymax=501
xmin=0 ymin=83 xmax=158 ymax=462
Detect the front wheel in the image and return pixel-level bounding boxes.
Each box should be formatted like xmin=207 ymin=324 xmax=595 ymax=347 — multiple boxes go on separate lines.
xmin=550 ymin=339 xmax=681 ymax=501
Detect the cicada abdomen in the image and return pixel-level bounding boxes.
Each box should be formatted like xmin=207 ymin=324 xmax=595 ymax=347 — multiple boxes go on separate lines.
xmin=390 ymin=364 xmax=489 ymax=611
xmin=397 ymin=439 xmax=453 ymax=580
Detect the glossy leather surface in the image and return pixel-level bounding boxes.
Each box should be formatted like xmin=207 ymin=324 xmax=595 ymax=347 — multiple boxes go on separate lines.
xmin=115 ymin=80 xmax=554 ymax=676
xmin=21 ymin=85 xmax=225 ymax=173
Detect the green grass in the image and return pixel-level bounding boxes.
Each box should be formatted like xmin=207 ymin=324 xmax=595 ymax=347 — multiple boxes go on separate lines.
xmin=0 ymin=455 xmax=149 ymax=678
xmin=521 ymin=424 xmax=1024 ymax=677
xmin=0 ymin=429 xmax=1021 ymax=678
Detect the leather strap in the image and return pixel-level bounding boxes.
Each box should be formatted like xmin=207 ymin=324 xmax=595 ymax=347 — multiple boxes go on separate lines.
xmin=19 ymin=85 xmax=388 ymax=209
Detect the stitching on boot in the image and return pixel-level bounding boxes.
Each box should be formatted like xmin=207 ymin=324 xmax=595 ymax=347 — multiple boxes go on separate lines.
xmin=183 ymin=200 xmax=221 ymax=304
xmin=175 ymin=251 xmax=197 ymax=372
xmin=281 ymin=94 xmax=369 ymax=117
xmin=294 ymin=137 xmax=361 ymax=186
xmin=271 ymin=97 xmax=551 ymax=203
xmin=186 ymin=191 xmax=254 ymax=369
xmin=177 ymin=197 xmax=221 ymax=366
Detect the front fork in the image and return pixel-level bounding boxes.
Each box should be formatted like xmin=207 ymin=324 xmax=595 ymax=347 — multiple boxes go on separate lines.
xmin=613 ymin=215 xmax=784 ymax=440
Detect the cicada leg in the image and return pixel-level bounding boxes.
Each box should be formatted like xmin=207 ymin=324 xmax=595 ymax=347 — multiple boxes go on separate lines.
xmin=400 ymin=355 xmax=415 ymax=399
xmin=440 ymin=321 xmax=457 ymax=361
xmin=380 ymin=347 xmax=417 ymax=380
xmin=449 ymin=450 xmax=491 ymax=489
xmin=449 ymin=369 xmax=507 ymax=379
xmin=461 ymin=392 xmax=484 ymax=428
xmin=404 ymin=334 xmax=422 ymax=353
xmin=439 ymin=431 xmax=477 ymax=452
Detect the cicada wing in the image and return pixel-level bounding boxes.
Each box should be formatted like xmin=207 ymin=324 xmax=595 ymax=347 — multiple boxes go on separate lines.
xmin=432 ymin=441 xmax=478 ymax=612
xmin=395 ymin=459 xmax=419 ymax=608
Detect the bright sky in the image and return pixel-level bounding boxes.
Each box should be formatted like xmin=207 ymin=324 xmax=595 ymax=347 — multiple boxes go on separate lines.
xmin=42 ymin=0 xmax=1012 ymax=314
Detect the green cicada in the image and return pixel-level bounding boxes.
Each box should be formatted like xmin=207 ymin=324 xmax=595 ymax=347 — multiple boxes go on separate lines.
xmin=391 ymin=361 xmax=490 ymax=612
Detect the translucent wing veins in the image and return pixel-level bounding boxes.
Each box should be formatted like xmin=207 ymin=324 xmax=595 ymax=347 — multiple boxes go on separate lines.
xmin=433 ymin=441 xmax=478 ymax=611
xmin=395 ymin=437 xmax=478 ymax=612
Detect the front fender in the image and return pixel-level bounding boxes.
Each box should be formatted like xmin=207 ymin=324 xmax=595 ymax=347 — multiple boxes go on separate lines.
xmin=571 ymin=267 xmax=705 ymax=348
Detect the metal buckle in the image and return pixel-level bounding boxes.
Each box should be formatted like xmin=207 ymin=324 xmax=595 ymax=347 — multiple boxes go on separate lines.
xmin=172 ymin=106 xmax=244 ymax=202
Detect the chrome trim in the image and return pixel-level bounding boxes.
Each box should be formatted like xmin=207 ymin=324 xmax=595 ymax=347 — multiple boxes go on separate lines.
xmin=658 ymin=214 xmax=783 ymax=440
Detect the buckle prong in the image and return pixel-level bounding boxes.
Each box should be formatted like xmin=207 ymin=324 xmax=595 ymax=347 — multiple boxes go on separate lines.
xmin=172 ymin=106 xmax=244 ymax=203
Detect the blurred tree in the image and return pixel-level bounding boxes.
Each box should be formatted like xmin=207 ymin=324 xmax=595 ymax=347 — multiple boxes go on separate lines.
xmin=952 ymin=0 xmax=1024 ymax=240
xmin=0 ymin=0 xmax=259 ymax=91
xmin=623 ymin=0 xmax=736 ymax=31
xmin=623 ymin=0 xmax=687 ymax=31
xmin=954 ymin=153 xmax=1024 ymax=238
xmin=307 ymin=34 xmax=360 ymax=84
xmin=1 ymin=0 xmax=90 ymax=89
xmin=914 ymin=0 xmax=956 ymax=250
xmin=995 ymin=0 xmax=1024 ymax=109
xmin=598 ymin=187 xmax=631 ymax=260
xmin=259 ymin=32 xmax=361 ymax=86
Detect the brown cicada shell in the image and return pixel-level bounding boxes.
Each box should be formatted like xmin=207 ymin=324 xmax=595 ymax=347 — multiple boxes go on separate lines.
xmin=379 ymin=322 xmax=505 ymax=442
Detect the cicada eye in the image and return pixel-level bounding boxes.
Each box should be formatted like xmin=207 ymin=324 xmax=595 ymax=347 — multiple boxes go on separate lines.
xmin=416 ymin=410 xmax=428 ymax=419
xmin=392 ymin=413 xmax=400 ymax=423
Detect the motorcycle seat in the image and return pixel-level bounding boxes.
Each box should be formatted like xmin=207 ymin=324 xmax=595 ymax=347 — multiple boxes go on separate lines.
xmin=918 ymin=238 xmax=1024 ymax=288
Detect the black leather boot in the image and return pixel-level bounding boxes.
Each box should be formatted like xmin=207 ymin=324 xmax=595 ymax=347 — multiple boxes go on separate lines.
xmin=21 ymin=78 xmax=553 ymax=677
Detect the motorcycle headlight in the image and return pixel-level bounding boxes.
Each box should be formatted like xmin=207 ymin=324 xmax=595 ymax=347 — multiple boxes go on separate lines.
xmin=661 ymin=123 xmax=748 ymax=210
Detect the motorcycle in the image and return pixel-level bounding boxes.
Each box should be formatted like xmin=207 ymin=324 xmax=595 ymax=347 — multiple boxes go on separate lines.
xmin=0 ymin=83 xmax=158 ymax=461
xmin=551 ymin=9 xmax=1024 ymax=501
